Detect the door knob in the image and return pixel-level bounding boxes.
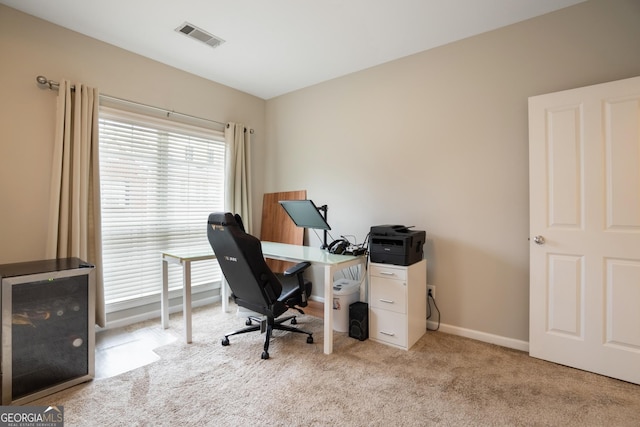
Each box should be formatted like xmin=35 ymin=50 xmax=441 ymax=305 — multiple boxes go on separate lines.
xmin=533 ymin=235 xmax=545 ymax=245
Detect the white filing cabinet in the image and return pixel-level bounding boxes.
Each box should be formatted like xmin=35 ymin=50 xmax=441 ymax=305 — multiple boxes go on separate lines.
xmin=368 ymin=259 xmax=426 ymax=350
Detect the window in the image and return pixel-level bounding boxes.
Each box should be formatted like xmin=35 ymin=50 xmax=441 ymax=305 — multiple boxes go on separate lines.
xmin=98 ymin=107 xmax=224 ymax=310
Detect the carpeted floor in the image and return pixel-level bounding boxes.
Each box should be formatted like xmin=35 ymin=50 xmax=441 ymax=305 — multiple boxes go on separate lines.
xmin=32 ymin=303 xmax=640 ymax=426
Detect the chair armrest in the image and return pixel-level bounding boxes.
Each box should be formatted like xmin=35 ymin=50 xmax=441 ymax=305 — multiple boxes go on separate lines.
xmin=281 ymin=261 xmax=311 ymax=308
xmin=283 ymin=261 xmax=311 ymax=277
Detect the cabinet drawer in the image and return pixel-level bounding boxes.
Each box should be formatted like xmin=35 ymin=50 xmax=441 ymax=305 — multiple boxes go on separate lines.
xmin=369 ymin=276 xmax=406 ymax=313
xmin=369 ymin=307 xmax=407 ymax=348
xmin=369 ymin=264 xmax=407 ymax=281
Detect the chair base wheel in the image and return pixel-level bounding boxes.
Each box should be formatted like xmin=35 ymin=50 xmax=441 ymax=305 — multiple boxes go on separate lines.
xmin=261 ymin=351 xmax=269 ymax=359
xmin=307 ymin=335 xmax=313 ymax=344
xmin=221 ymin=337 xmax=230 ymax=346
xmin=291 ymin=317 xmax=297 ymax=325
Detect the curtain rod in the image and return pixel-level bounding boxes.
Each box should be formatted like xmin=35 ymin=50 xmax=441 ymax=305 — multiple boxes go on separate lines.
xmin=35 ymin=75 xmax=254 ymax=133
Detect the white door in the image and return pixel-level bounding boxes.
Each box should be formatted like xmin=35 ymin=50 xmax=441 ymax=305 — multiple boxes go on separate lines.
xmin=529 ymin=75 xmax=640 ymax=385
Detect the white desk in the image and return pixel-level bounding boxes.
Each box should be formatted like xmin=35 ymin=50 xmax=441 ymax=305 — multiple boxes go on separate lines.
xmin=261 ymin=242 xmax=365 ymax=354
xmin=160 ymin=242 xmax=365 ymax=354
xmin=161 ymin=250 xmax=215 ymax=344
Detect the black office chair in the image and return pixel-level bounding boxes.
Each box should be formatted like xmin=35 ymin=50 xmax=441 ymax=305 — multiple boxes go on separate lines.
xmin=231 ymin=213 xmax=312 ymax=314
xmin=207 ymin=212 xmax=314 ymax=359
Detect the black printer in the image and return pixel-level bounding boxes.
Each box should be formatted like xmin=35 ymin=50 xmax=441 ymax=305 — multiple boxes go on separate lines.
xmin=369 ymin=225 xmax=425 ymax=266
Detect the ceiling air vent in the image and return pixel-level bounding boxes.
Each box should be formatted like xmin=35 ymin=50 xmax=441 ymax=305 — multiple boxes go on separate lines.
xmin=175 ymin=22 xmax=225 ymax=49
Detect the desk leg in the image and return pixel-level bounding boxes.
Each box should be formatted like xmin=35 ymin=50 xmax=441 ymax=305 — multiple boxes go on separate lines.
xmin=161 ymin=258 xmax=169 ymax=329
xmin=183 ymin=260 xmax=193 ymax=343
xmin=323 ymin=265 xmax=333 ymax=354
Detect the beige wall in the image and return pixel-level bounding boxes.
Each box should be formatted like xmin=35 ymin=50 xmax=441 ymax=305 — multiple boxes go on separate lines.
xmin=0 ymin=6 xmax=266 ymax=264
xmin=2 ymin=1 xmax=640 ymax=345
xmin=265 ymin=0 xmax=640 ymax=344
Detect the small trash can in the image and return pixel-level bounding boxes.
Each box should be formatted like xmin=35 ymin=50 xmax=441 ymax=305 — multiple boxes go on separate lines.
xmin=332 ymin=279 xmax=360 ymax=332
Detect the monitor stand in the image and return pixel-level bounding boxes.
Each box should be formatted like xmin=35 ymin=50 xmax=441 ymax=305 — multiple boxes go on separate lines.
xmin=318 ymin=204 xmax=328 ymax=249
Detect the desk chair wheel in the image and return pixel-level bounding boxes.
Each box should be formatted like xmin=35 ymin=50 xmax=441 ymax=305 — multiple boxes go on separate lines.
xmin=290 ymin=317 xmax=297 ymax=325
xmin=245 ymin=318 xmax=252 ymax=326
xmin=221 ymin=337 xmax=230 ymax=346
xmin=261 ymin=351 xmax=269 ymax=360
xmin=307 ymin=335 xmax=313 ymax=344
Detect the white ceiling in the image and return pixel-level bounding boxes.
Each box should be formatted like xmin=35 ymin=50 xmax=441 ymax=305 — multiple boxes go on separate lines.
xmin=2 ymin=0 xmax=585 ymax=99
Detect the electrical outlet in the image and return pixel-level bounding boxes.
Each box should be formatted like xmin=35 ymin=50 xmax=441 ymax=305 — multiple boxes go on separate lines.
xmin=427 ymin=285 xmax=435 ymax=299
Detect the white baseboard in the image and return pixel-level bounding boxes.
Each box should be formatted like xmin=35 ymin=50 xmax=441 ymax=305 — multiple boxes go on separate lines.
xmin=428 ymin=321 xmax=529 ymax=352
xmin=314 ymin=295 xmax=529 ymax=352
xmin=309 ymin=295 xmax=324 ymax=303
xmin=103 ymin=294 xmax=529 ymax=353
xmin=102 ymin=295 xmax=220 ymax=331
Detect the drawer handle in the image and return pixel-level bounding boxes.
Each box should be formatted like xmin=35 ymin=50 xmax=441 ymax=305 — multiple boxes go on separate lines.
xmin=380 ymin=272 xmax=396 ymax=276
xmin=380 ymin=331 xmax=396 ymax=336
xmin=379 ymin=299 xmax=394 ymax=304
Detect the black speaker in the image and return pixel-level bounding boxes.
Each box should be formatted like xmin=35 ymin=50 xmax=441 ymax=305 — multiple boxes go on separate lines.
xmin=349 ymin=302 xmax=368 ymax=341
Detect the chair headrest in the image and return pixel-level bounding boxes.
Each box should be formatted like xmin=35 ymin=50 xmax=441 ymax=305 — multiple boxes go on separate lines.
xmin=233 ymin=214 xmax=246 ymax=232
xmin=208 ymin=212 xmax=239 ymax=227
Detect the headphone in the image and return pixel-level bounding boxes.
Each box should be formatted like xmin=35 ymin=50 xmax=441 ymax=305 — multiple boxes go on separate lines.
xmin=328 ymin=239 xmax=349 ymax=254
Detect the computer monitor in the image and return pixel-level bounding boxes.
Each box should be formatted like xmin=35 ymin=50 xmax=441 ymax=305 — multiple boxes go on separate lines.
xmin=278 ymin=200 xmax=331 ymax=231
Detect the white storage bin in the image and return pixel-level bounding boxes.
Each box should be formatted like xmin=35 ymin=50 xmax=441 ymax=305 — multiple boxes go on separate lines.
xmin=332 ymin=279 xmax=360 ymax=332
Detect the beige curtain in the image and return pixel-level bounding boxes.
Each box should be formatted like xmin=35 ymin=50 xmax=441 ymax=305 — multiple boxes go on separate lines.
xmin=224 ymin=122 xmax=252 ymax=234
xmin=46 ymin=80 xmax=106 ymax=327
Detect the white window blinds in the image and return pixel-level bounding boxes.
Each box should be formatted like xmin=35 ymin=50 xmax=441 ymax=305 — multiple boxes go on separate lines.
xmin=98 ymin=107 xmax=224 ymax=307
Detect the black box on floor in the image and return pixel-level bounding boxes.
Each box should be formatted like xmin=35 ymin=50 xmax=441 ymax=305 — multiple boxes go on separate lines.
xmin=349 ymin=302 xmax=368 ymax=341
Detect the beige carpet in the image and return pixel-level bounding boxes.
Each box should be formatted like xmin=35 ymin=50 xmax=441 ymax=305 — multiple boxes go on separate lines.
xmin=33 ymin=304 xmax=640 ymax=426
